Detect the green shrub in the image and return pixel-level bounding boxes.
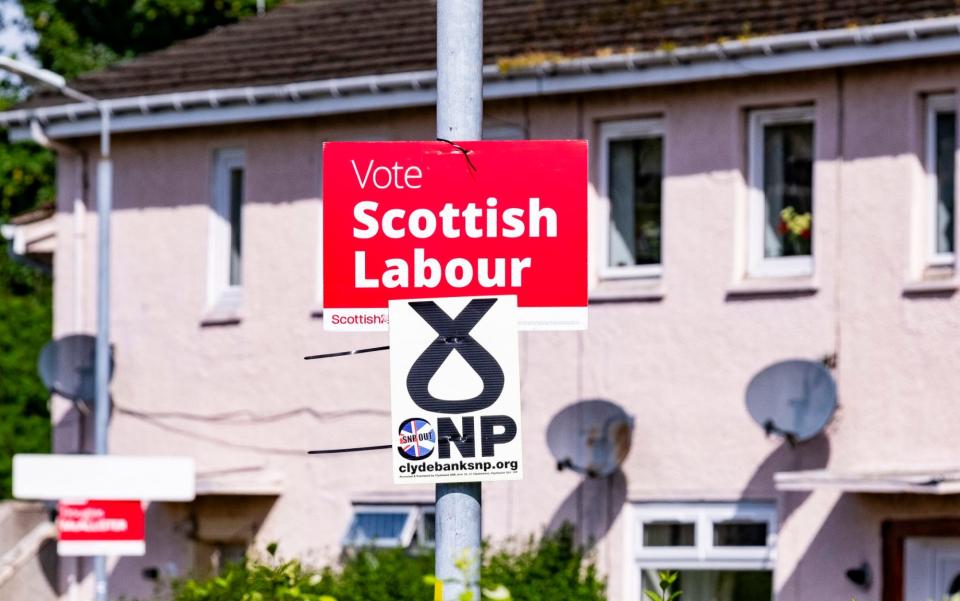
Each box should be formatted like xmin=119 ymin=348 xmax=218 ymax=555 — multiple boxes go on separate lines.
xmin=164 ymin=525 xmax=606 ymax=601
xmin=484 ymin=525 xmax=605 ymax=601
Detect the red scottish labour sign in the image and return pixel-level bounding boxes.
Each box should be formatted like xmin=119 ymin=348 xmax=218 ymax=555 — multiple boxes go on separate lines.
xmin=322 ymin=140 xmax=587 ymax=331
xmin=57 ymin=500 xmax=145 ymax=557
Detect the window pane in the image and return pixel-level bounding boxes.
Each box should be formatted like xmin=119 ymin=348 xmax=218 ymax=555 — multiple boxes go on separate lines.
xmin=641 ymin=570 xmax=772 ymax=601
xmin=345 ymin=512 xmax=408 ymax=545
xmin=935 ymin=111 xmax=955 ymax=255
xmin=763 ymin=122 xmax=813 ymax=258
xmin=713 ymin=521 xmax=768 ymax=546
xmin=608 ymin=137 xmax=663 ymax=267
xmin=422 ymin=511 xmax=436 ymax=544
xmin=228 ymin=167 xmax=244 ymax=286
xmin=643 ymin=522 xmax=694 ymax=547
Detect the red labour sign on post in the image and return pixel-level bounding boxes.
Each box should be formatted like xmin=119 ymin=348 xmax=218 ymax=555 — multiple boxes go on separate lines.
xmin=57 ymin=500 xmax=145 ymax=557
xmin=322 ymin=140 xmax=588 ymax=331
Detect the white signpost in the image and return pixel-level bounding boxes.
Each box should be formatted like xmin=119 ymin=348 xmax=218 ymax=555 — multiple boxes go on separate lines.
xmin=13 ymin=454 xmax=195 ymax=561
xmin=13 ymin=454 xmax=196 ymax=501
xmin=390 ymin=295 xmax=522 ymax=484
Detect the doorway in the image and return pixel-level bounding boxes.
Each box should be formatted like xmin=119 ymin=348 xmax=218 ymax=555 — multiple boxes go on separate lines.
xmin=905 ymin=538 xmax=960 ymax=601
xmin=882 ymin=519 xmax=960 ymax=601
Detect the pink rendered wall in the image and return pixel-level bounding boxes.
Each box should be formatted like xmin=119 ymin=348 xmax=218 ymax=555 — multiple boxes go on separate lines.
xmin=47 ymin=60 xmax=960 ymax=601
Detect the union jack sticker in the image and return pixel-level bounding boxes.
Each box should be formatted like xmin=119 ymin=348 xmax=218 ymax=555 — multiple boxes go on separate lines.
xmin=397 ymin=418 xmax=436 ymax=460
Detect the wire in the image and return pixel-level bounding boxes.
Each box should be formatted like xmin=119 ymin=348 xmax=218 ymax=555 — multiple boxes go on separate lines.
xmin=111 ymin=402 xmax=388 ymax=423
xmin=118 ymin=410 xmax=308 ymax=456
xmin=436 ymin=138 xmax=478 ymax=171
xmin=308 ymin=444 xmax=391 ymax=454
xmin=116 ymin=405 xmax=392 ymax=457
xmin=304 ymin=345 xmax=389 ymax=360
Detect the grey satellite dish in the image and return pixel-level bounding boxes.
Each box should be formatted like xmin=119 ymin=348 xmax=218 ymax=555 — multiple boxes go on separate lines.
xmin=746 ymin=359 xmax=836 ymax=443
xmin=38 ymin=335 xmax=113 ymax=405
xmin=546 ymin=399 xmax=634 ymax=478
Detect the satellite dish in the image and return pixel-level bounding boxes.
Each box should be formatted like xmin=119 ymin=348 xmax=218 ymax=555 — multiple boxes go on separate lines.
xmin=746 ymin=359 xmax=836 ymax=443
xmin=546 ymin=399 xmax=633 ymax=478
xmin=38 ymin=335 xmax=113 ymax=405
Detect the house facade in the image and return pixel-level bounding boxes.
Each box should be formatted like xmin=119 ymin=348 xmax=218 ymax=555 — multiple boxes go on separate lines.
xmin=6 ymin=1 xmax=960 ymax=600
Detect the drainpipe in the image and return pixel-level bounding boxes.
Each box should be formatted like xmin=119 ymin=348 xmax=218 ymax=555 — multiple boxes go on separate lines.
xmin=29 ymin=119 xmax=87 ymax=330
xmin=26 ymin=118 xmax=84 ymax=601
xmin=1 ymin=224 xmax=51 ymax=275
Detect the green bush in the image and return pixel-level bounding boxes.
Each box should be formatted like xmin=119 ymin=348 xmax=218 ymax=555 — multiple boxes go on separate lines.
xmin=164 ymin=525 xmax=606 ymax=601
xmin=484 ymin=525 xmax=605 ymax=601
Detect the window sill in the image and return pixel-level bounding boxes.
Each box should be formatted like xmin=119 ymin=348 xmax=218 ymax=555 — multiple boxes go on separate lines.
xmin=903 ymin=276 xmax=958 ymax=296
xmin=200 ymin=310 xmax=242 ymax=327
xmin=726 ymin=277 xmax=818 ymax=299
xmin=590 ymin=278 xmax=665 ymax=303
xmin=201 ymin=288 xmax=243 ymax=327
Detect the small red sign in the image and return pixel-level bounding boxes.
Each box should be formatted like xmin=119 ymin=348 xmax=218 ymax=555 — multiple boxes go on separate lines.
xmin=57 ymin=500 xmax=145 ymax=556
xmin=322 ymin=141 xmax=588 ymax=331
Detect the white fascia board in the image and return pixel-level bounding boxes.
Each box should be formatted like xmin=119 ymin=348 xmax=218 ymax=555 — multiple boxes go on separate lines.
xmin=13 ymin=87 xmax=440 ymax=141
xmin=13 ymin=454 xmax=196 ymax=501
xmin=536 ymin=34 xmax=960 ymax=95
xmin=8 ymin=20 xmax=960 ymax=141
xmin=774 ymin=468 xmax=960 ymax=495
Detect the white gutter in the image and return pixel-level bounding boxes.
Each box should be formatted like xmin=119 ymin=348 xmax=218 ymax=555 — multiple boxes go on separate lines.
xmin=5 ymin=14 xmax=960 ymax=141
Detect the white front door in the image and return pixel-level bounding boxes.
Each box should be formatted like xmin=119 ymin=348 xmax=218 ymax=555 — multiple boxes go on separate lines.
xmin=905 ymin=538 xmax=960 ymax=601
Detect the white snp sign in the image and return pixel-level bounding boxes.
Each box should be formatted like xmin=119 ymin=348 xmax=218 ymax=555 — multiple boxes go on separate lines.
xmin=390 ymin=295 xmax=522 ymax=484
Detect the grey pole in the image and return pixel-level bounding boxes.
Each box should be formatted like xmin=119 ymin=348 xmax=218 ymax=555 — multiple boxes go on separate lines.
xmin=435 ymin=2 xmax=482 ymax=600
xmin=92 ymin=105 xmax=112 ymax=601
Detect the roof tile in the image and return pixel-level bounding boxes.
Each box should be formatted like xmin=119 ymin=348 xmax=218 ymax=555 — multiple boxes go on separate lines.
xmin=26 ymin=0 xmax=960 ymax=106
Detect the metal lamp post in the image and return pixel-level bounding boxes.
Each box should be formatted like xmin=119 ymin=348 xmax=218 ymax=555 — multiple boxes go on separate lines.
xmin=0 ymin=55 xmax=112 ymax=601
xmin=435 ymin=2 xmax=483 ymax=600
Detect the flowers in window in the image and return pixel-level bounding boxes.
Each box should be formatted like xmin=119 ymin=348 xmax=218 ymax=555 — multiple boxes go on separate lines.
xmin=777 ymin=206 xmax=812 ymax=255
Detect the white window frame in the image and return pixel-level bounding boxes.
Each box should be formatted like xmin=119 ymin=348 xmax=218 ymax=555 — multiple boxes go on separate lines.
xmin=342 ymin=504 xmax=434 ymax=549
xmin=632 ymin=501 xmax=777 ymax=570
xmin=207 ymin=148 xmax=245 ymax=308
xmin=747 ymin=107 xmax=815 ymax=279
xmin=925 ymin=94 xmax=956 ymax=268
xmin=598 ymin=119 xmax=665 ymax=280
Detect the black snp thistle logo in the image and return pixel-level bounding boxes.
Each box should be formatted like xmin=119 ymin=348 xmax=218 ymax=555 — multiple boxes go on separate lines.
xmin=406 ymin=298 xmax=517 ymax=460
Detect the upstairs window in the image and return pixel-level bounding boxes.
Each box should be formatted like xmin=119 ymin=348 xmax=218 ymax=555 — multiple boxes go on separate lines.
xmin=747 ymin=107 xmax=815 ymax=278
xmin=207 ymin=149 xmax=245 ymax=310
xmin=633 ymin=502 xmax=776 ymax=601
xmin=599 ymin=119 xmax=665 ymax=279
xmin=926 ymin=94 xmax=956 ymax=267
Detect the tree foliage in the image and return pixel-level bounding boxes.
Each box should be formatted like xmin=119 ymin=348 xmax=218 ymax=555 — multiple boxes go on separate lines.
xmin=21 ymin=0 xmax=282 ymax=79
xmin=0 ymin=0 xmax=278 ymax=498
xmin=0 ymin=91 xmax=55 ymax=498
xmin=0 ymin=250 xmax=52 ymax=497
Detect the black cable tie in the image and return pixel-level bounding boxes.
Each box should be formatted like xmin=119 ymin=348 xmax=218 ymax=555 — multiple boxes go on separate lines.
xmin=436 ymin=137 xmax=477 ymax=172
xmin=307 ymin=444 xmax=391 ymax=455
xmin=304 ymin=345 xmax=389 ymax=360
